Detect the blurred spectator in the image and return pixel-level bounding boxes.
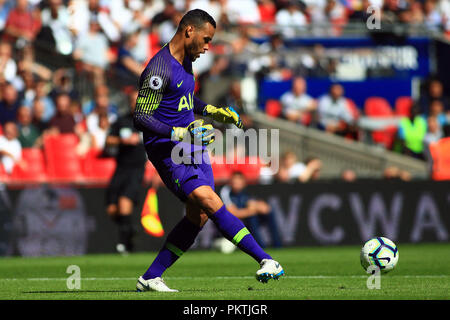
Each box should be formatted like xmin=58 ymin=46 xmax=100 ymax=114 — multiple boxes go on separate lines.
xmin=69 ymin=99 xmax=84 ymax=125
xmin=280 ymin=76 xmax=317 ymax=125
xmin=141 ymin=0 xmax=165 ymax=25
xmin=40 ymin=0 xmax=73 ymax=56
xmin=129 ymin=28 xmax=152 ymax=65
xmin=275 ymin=0 xmax=307 ymax=38
xmin=48 ymin=92 xmax=77 ymax=134
xmin=423 ymin=0 xmax=442 ymax=31
xmin=198 ymin=55 xmax=232 ymax=107
xmin=19 ymin=71 xmax=35 ymax=107
xmin=0 ymin=0 xmax=14 ymax=31
xmin=383 ymin=166 xmax=412 ymax=181
xmin=276 ymin=151 xmax=322 ymax=183
xmin=324 ymin=0 xmax=348 ymax=35
xmin=82 ymin=84 xmax=117 ymax=116
xmin=220 ymin=171 xmax=282 ymax=248
xmin=317 ymin=83 xmax=355 ymax=136
xmin=297 ymin=44 xmax=333 ymax=78
xmin=250 ymin=33 xmax=291 ymax=80
xmin=398 ymin=104 xmax=427 ymax=159
xmin=341 ymin=168 xmax=356 ymax=182
xmin=189 ymin=0 xmax=223 ymax=23
xmin=258 ymin=32 xmax=286 ymax=55
xmin=258 ymin=0 xmax=277 ymax=23
xmin=0 ymin=82 xmax=20 ymax=124
xmin=151 ymin=0 xmax=177 ymax=25
xmin=259 ymin=160 xmax=276 ymax=185
xmin=218 ymin=79 xmax=253 ymax=128
xmin=229 ymin=27 xmax=261 ymax=76
xmin=428 ymin=124 xmax=450 ymax=180
xmin=0 ymin=41 xmax=16 ymax=83
xmin=50 ymin=68 xmax=79 ymax=101
xmin=0 ymin=121 xmax=22 ymax=174
xmin=69 ymin=0 xmax=120 ymax=42
xmin=3 ymin=0 xmax=41 ymax=45
xmin=16 ymin=105 xmax=41 ymax=148
xmin=381 ymin=0 xmax=402 ymax=24
xmin=428 ymin=99 xmax=448 ymax=127
xmin=73 ymin=16 xmax=110 ymax=86
xmin=105 ymin=87 xmax=146 ymax=254
xmin=109 ymin=0 xmax=145 ymax=35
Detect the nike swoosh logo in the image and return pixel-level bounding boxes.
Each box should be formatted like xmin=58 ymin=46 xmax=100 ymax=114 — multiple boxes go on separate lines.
xmin=275 ymin=263 xmax=280 ymax=268
xmin=377 ymin=257 xmax=391 ymax=263
xmin=177 ymin=81 xmax=183 ymax=88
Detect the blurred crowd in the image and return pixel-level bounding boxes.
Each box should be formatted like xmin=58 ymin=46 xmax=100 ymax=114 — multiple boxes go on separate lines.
xmin=1 ymin=0 xmax=450 ymax=180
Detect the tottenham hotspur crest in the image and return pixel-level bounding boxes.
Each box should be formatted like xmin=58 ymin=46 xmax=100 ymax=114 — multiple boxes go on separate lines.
xmin=149 ymin=76 xmax=163 ymax=90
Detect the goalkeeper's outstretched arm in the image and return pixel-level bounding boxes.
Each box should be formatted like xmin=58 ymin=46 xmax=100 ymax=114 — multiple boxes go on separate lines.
xmin=133 ymin=111 xmax=172 ymax=137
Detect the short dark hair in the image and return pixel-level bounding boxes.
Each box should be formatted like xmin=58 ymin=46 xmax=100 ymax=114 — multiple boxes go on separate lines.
xmin=178 ymin=9 xmax=216 ymax=31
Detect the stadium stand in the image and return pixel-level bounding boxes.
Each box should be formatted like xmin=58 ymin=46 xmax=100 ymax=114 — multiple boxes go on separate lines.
xmin=1 ymin=0 xmax=450 ymax=184
xmin=429 ymin=137 xmax=450 ymax=180
xmin=43 ymin=134 xmax=84 ymax=182
xmin=364 ymin=97 xmax=398 ymax=149
xmin=395 ymin=96 xmax=414 ymax=117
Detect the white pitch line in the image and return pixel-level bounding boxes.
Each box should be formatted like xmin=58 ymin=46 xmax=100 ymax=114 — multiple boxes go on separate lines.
xmin=0 ymin=275 xmax=449 ymax=281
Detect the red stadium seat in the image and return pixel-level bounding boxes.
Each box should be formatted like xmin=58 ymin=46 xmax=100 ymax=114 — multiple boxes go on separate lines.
xmin=11 ymin=148 xmax=47 ymax=183
xmin=211 ymin=157 xmax=232 ymax=183
xmin=430 ymin=138 xmax=450 ymax=180
xmin=364 ymin=97 xmax=397 ymax=149
xmin=44 ymin=134 xmax=84 ymax=182
xmin=395 ymin=96 xmax=413 ymax=117
xmin=265 ymin=99 xmax=282 ymax=118
xmin=144 ymin=161 xmax=157 ymax=183
xmin=364 ymin=97 xmax=394 ymax=117
xmin=229 ymin=157 xmax=263 ymax=184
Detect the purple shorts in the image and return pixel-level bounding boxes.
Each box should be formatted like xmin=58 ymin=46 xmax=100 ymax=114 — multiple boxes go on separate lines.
xmin=145 ymin=139 xmax=215 ymax=202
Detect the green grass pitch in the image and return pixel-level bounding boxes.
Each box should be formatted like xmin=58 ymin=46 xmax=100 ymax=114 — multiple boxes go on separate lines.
xmin=0 ymin=243 xmax=449 ymax=300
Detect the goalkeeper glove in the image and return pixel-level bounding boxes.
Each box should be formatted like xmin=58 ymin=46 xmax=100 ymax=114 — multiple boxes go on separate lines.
xmin=171 ymin=119 xmax=215 ymax=146
xmin=203 ymin=105 xmax=243 ymax=129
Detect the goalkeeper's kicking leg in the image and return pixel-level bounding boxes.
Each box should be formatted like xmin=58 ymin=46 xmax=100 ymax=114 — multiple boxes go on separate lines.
xmin=136 ymin=186 xmax=284 ymax=292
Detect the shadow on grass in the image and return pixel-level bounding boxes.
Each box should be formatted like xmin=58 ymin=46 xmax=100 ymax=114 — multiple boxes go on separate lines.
xmin=23 ymin=290 xmax=137 ymax=294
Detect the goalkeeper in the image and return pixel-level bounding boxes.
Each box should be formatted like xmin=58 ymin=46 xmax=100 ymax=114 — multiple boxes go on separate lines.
xmin=133 ymin=9 xmax=284 ymax=292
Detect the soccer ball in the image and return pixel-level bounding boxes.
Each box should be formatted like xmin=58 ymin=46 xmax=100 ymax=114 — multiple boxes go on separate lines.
xmin=360 ymin=237 xmax=399 ymax=273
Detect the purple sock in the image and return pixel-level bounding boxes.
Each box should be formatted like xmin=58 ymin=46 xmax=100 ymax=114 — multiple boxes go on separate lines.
xmin=210 ymin=205 xmax=271 ymax=263
xmin=142 ymin=216 xmax=201 ymax=280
